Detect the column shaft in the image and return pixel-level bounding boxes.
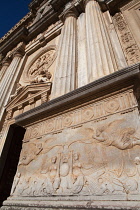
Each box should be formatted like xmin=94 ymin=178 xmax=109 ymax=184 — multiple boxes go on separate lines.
xmin=0 ymin=54 xmax=22 ymax=120
xmin=0 ymin=61 xmax=10 ymax=81
xmin=77 ymin=13 xmax=88 ymax=88
xmin=51 ymin=14 xmax=77 ymax=98
xmin=85 ymin=0 xmax=117 ymax=82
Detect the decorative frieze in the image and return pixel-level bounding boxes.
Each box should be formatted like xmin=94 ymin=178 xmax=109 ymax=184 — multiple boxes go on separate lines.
xmin=113 ymin=12 xmax=140 ymax=65
xmin=24 ymin=88 xmax=137 ymax=141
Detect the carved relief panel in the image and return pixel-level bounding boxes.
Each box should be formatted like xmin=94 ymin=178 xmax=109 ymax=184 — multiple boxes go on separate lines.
xmin=120 ymin=0 xmax=140 ymax=47
xmin=23 ymin=48 xmax=56 ymax=84
xmin=113 ymin=12 xmax=140 ymax=65
xmin=10 ymin=88 xmax=140 ymax=200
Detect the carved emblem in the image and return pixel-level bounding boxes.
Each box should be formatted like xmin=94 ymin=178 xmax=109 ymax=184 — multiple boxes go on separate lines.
xmin=25 ymin=49 xmax=56 ymax=82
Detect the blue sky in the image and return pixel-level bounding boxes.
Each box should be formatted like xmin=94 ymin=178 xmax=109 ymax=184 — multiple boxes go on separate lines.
xmin=0 ymin=0 xmax=31 ymax=38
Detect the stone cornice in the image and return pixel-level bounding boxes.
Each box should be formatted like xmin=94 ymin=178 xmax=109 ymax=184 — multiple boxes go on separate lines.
xmin=50 ymin=0 xmax=70 ymax=12
xmin=0 ymin=26 xmax=28 ymax=56
xmin=29 ymin=0 xmax=46 ymax=11
xmin=15 ymin=63 xmax=140 ymax=126
xmin=97 ymin=0 xmax=131 ymax=13
xmin=0 ymin=12 xmax=32 ymax=45
xmin=28 ymin=7 xmax=57 ymax=39
xmin=0 ymin=0 xmax=81 ymax=57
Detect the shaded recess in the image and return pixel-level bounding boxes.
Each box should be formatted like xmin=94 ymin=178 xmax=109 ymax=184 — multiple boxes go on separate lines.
xmin=0 ymin=125 xmax=25 ymax=206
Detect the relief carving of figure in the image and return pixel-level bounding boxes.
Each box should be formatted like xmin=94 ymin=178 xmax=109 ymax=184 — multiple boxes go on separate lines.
xmin=26 ymin=50 xmax=55 ymax=83
xmin=43 ymin=155 xmax=61 ymax=195
xmin=71 ymin=153 xmax=84 ymax=194
xmin=58 ymin=153 xmax=73 ymax=193
xmin=49 ymin=156 xmax=60 ymax=191
xmin=19 ymin=142 xmax=42 ymax=166
xmin=30 ymin=70 xmax=51 ymax=84
xmin=43 ymin=151 xmax=85 ymax=195
xmin=93 ymin=121 xmax=140 ymax=150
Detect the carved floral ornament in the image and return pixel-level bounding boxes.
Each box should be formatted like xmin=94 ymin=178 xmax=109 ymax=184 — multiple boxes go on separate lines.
xmin=23 ymin=47 xmax=56 ymax=83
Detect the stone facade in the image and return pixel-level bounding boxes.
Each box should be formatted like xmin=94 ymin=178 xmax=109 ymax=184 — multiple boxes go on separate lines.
xmin=0 ymin=0 xmax=140 ymax=209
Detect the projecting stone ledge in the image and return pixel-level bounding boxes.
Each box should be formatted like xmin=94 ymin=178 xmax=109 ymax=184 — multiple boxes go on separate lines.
xmin=15 ymin=63 xmax=140 ymax=126
xmin=2 ymin=199 xmax=140 ymax=209
xmin=2 ymin=63 xmax=140 ymax=210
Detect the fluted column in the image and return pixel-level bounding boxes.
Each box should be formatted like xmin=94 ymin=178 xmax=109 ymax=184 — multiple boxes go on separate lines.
xmin=0 ymin=44 xmax=24 ymax=121
xmin=51 ymin=11 xmax=77 ymax=99
xmin=84 ymin=0 xmax=117 ymax=83
xmin=0 ymin=58 xmax=11 ymax=81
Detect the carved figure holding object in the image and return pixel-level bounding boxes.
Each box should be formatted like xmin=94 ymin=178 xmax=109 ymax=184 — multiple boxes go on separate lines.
xmin=30 ymin=70 xmax=51 ymax=84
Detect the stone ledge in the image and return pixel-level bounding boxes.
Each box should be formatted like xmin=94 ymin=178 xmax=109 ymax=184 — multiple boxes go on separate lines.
xmin=2 ymin=199 xmax=140 ymax=210
xmin=15 ymin=63 xmax=140 ymax=126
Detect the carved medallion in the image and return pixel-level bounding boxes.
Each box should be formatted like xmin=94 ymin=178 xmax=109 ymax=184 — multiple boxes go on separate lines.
xmin=24 ymin=49 xmax=56 ymax=82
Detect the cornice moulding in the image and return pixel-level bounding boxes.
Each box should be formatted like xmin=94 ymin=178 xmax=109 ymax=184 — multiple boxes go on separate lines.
xmin=97 ymin=0 xmax=132 ymax=13
xmin=0 ymin=27 xmax=28 ymax=56
xmin=15 ymin=63 xmax=140 ymax=126
xmin=0 ymin=12 xmax=32 ymax=45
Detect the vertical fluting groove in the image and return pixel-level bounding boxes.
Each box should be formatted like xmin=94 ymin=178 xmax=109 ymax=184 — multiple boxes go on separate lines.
xmin=86 ymin=1 xmax=97 ymax=80
xmin=103 ymin=11 xmax=127 ymax=70
xmin=65 ymin=17 xmax=72 ymax=94
xmin=93 ymin=1 xmax=106 ymax=77
xmin=51 ymin=14 xmax=77 ymax=98
xmin=95 ymin=2 xmax=111 ymax=76
xmin=90 ymin=2 xmax=99 ymax=79
xmin=0 ymin=57 xmax=21 ymax=100
xmin=72 ymin=17 xmax=76 ymax=91
xmin=0 ymin=65 xmax=9 ymax=81
xmin=75 ymin=16 xmax=78 ymax=89
xmin=0 ymin=56 xmax=22 ymax=120
xmin=98 ymin=4 xmax=117 ymax=73
xmin=101 ymin=13 xmax=118 ymax=73
xmin=85 ymin=0 xmax=118 ymax=81
xmin=77 ymin=13 xmax=88 ymax=88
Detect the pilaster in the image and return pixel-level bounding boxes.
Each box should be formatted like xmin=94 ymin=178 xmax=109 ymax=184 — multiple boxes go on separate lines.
xmin=51 ymin=9 xmax=78 ymax=99
xmin=84 ymin=0 xmax=118 ymax=82
xmin=0 ymin=43 xmax=25 ymax=122
xmin=0 ymin=57 xmax=11 ymax=81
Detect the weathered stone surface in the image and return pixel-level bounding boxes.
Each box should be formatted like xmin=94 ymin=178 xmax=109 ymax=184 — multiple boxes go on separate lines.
xmin=0 ymin=0 xmax=140 ymax=209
